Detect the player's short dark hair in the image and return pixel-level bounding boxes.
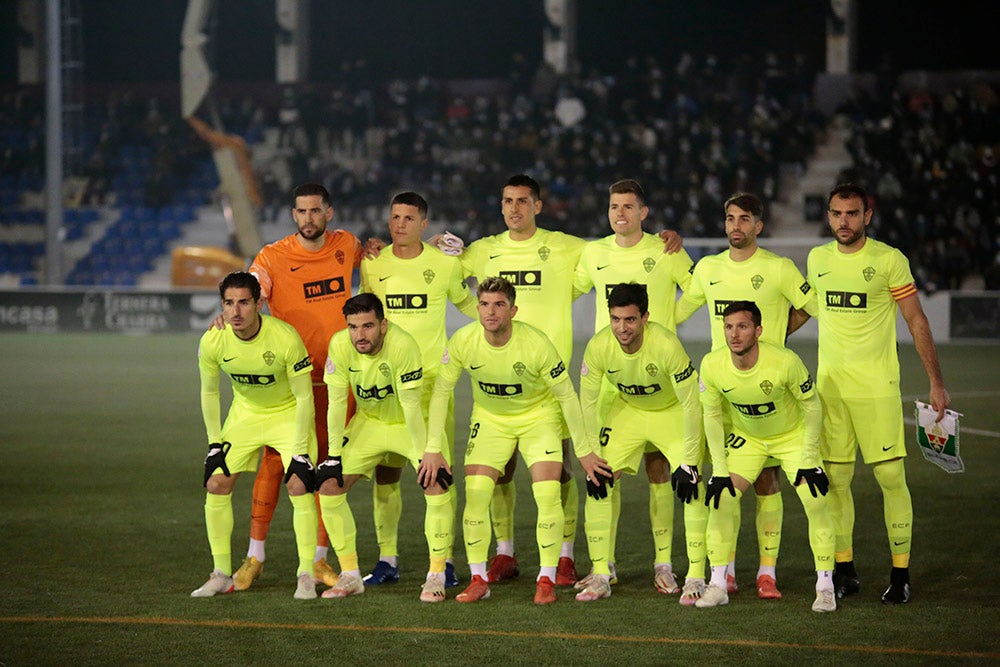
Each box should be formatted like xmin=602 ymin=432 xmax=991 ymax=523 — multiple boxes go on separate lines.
xmin=502 ymin=174 xmax=541 ymax=201
xmin=721 ymin=300 xmax=762 ymax=327
xmin=219 ymin=271 xmax=261 ymax=301
xmin=293 ymin=182 xmax=331 ymax=207
xmin=607 ymin=282 xmax=648 ymax=315
xmin=390 ymin=191 xmax=428 ymax=218
xmin=343 ymin=292 xmax=385 ymax=320
xmin=477 ymin=276 xmax=517 ymax=306
xmin=609 ymin=179 xmax=646 ymax=205
xmin=724 ymin=192 xmax=764 ymax=219
xmin=829 ymin=182 xmax=870 ymax=211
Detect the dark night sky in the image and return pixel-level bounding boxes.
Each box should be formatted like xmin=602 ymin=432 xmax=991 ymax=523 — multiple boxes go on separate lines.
xmin=0 ymin=1 xmax=996 ymax=84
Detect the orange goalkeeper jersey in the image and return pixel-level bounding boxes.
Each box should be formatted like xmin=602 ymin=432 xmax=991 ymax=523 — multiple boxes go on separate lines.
xmin=250 ymin=230 xmax=361 ymax=383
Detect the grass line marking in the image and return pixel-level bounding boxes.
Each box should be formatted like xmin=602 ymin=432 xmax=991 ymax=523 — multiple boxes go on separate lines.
xmin=1 ymin=615 xmax=997 ymax=661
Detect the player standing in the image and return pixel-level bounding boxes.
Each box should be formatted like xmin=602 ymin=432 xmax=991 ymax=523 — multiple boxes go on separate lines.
xmin=192 ymin=271 xmax=319 ymax=600
xmin=806 ymin=183 xmax=950 ymax=604
xmin=674 ymin=191 xmax=813 ymax=601
xmin=232 ymin=183 xmax=362 ymax=591
xmin=358 ymin=191 xmax=477 ymax=588
xmin=573 ymin=179 xmax=702 ymax=596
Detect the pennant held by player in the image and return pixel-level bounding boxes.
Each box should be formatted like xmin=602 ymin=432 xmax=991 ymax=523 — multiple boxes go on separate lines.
xmin=914 ymin=401 xmax=964 ymax=473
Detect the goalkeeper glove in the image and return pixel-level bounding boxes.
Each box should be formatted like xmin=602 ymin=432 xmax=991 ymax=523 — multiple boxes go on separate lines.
xmin=316 ymin=456 xmax=344 ymax=489
xmin=671 ymin=464 xmax=700 ymax=503
xmin=795 ymin=466 xmax=829 ymax=497
xmin=585 ymin=471 xmax=614 ymax=500
xmin=203 ymin=442 xmax=231 ymax=486
xmin=704 ymin=475 xmax=736 ymax=509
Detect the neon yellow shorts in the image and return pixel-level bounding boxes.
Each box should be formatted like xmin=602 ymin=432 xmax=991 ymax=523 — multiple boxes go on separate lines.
xmin=342 ymin=413 xmax=418 ymax=477
xmin=464 ymin=408 xmax=562 ymax=472
xmin=819 ymin=394 xmax=906 ymax=464
xmin=221 ymin=401 xmax=317 ymax=474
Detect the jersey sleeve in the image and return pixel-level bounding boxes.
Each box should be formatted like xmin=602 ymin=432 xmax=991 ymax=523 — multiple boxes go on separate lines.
xmin=698 ymin=357 xmax=729 ymax=476
xmin=447 ymin=258 xmax=479 ymax=319
xmin=578 ymin=338 xmax=604 ymax=454
xmin=786 ymin=351 xmax=822 ymax=467
xmin=671 ymin=248 xmax=696 ymax=293
xmin=887 ymin=247 xmax=918 ymax=300
xmin=323 ymin=338 xmax=350 ymax=457
xmin=197 ymin=334 xmax=223 ymax=444
xmin=674 ymin=263 xmax=707 ymax=325
xmin=425 ymin=339 xmax=465 ymax=454
xmin=670 ymin=356 xmax=703 ymax=467
xmin=572 ymin=247 xmax=596 ymax=298
xmin=780 ymin=256 xmax=813 ymax=311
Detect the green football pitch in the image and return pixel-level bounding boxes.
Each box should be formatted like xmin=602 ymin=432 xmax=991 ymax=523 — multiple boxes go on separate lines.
xmin=1 ymin=333 xmax=998 ymax=665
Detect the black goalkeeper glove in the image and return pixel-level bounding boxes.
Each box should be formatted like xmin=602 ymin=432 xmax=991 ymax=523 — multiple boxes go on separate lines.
xmin=203 ymin=442 xmax=231 ymax=486
xmin=704 ymin=475 xmax=736 ymax=509
xmin=316 ymin=456 xmax=344 ymax=489
xmin=795 ymin=466 xmax=829 ymax=497
xmin=586 ymin=470 xmax=615 ymax=500
xmin=671 ymin=464 xmax=700 ymax=503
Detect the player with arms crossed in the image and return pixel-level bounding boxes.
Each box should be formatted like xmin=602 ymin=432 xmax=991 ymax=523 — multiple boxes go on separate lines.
xmin=358 ymin=191 xmax=477 ymax=588
xmin=806 ymin=183 xmax=950 ymax=604
xmin=685 ymin=301 xmax=836 ymax=612
xmin=231 ymin=182 xmax=365 ymax=592
xmin=192 ymin=271 xmax=319 ymax=600
xmin=574 ymin=283 xmax=703 ymax=602
xmin=573 ymin=179 xmax=701 ymax=597
xmin=420 ymin=277 xmax=591 ymax=604
xmin=674 ymin=191 xmax=813 ymax=601
xmin=316 ymin=293 xmax=454 ymax=602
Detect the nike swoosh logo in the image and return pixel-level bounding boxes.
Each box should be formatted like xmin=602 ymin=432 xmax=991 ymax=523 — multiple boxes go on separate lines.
xmin=467 ymin=539 xmax=483 ymax=546
xmin=882 ymin=444 xmax=894 ymax=451
xmin=349 ymin=367 xmax=361 ymax=372
xmin=818 ymin=271 xmax=831 ymax=278
xmin=223 ymin=356 xmax=236 ymax=362
xmin=596 ymin=265 xmax=610 ymax=270
xmin=470 ymin=364 xmax=485 ymax=370
xmin=432 ymin=547 xmax=447 ymax=554
xmin=893 ymin=540 xmax=908 ymax=546
xmin=709 ymin=280 xmax=722 ymax=285
xmin=541 ymin=543 xmax=555 ymax=549
xmin=764 ymin=546 xmax=777 ymax=551
xmin=544 ymin=449 xmax=559 ymax=455
xmin=607 ymin=369 xmax=621 ymax=374
xmin=489 ymin=254 xmax=502 ymax=259
xmin=722 ymin=387 xmax=735 ymax=393
xmin=290 ymin=265 xmax=303 ymax=272
xmin=379 ymin=276 xmax=391 ymax=282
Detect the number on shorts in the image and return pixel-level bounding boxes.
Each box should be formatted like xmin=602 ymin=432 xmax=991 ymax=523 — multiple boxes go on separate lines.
xmin=725 ymin=433 xmax=746 ymax=450
xmin=470 ymin=422 xmax=480 ymax=439
xmin=599 ymin=427 xmax=612 ymax=447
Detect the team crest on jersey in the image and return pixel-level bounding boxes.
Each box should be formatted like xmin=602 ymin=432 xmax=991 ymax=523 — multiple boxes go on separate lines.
xmin=513 ymin=361 xmax=526 ymax=376
xmin=263 ymin=350 xmax=275 ymax=366
xmin=645 ymin=363 xmax=659 ymax=377
xmin=325 ymin=358 xmax=335 ymax=374
xmin=863 ymin=266 xmax=876 ymax=282
xmin=423 ymin=269 xmax=435 ymax=284
xmin=441 ymin=348 xmax=450 ymax=364
xmin=335 ymin=250 xmax=345 ymax=265
xmin=643 ymin=257 xmax=656 ymax=273
xmin=759 ymin=379 xmax=773 ymax=395
xmin=538 ymin=246 xmax=550 ymax=261
xmin=751 ymin=274 xmax=764 ymax=290
xmin=379 ymin=362 xmax=391 ymax=377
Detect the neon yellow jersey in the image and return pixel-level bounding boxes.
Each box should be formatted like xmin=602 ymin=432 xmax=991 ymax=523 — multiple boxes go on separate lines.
xmin=580 ymin=322 xmax=701 ymax=461
xmin=198 ymin=314 xmax=313 ymax=415
xmin=461 ymin=228 xmax=585 ymax=363
xmin=323 ymin=321 xmax=423 ymax=424
xmin=675 ymin=247 xmax=812 ymax=350
xmin=807 ymin=238 xmax=917 ymax=398
xmin=361 ymin=242 xmax=476 ymax=373
xmin=436 ymin=320 xmax=568 ymax=417
xmin=574 ymin=233 xmax=694 ymax=331
xmin=699 ymin=341 xmax=816 ymax=441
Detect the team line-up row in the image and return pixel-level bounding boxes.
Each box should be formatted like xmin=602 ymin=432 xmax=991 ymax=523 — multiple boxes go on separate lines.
xmin=190 ymin=177 xmax=949 ymax=612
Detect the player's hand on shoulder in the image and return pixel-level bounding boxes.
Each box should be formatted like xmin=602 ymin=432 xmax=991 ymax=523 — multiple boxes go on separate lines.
xmin=658 ymin=229 xmax=683 ymax=254
xmin=209 ymin=313 xmax=225 ymax=330
xmin=363 ymin=237 xmax=386 ymax=259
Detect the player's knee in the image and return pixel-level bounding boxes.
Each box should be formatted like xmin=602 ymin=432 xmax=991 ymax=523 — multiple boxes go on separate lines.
xmin=872 ymin=458 xmax=907 ymax=492
xmin=824 ymin=461 xmax=855 ymax=491
xmin=644 ymin=451 xmax=670 ymax=483
xmin=206 ymin=475 xmax=235 ymax=495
